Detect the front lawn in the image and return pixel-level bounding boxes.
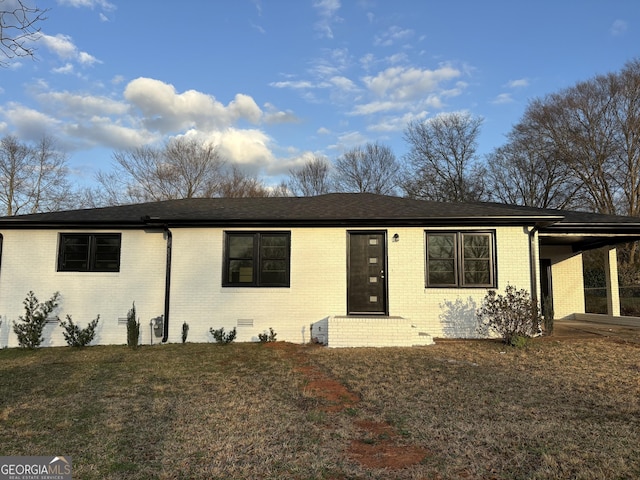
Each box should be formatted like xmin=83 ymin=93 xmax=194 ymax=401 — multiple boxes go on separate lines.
xmin=0 ymin=337 xmax=638 ymax=479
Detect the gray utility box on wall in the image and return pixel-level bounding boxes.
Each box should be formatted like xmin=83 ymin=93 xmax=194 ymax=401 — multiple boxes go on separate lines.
xmin=152 ymin=316 xmax=164 ymax=338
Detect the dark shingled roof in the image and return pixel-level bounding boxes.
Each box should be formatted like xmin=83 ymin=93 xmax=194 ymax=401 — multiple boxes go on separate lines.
xmin=1 ymin=193 xmax=640 ymax=233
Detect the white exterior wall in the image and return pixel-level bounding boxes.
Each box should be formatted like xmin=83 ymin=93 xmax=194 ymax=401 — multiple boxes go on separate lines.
xmin=0 ymin=229 xmax=166 ymax=348
xmin=385 ymin=226 xmax=533 ymax=338
xmin=167 ymin=227 xmax=346 ymax=344
xmin=540 ymin=245 xmax=585 ymax=318
xmin=0 ymin=224 xmax=535 ymax=347
xmin=167 ymin=225 xmax=532 ymax=344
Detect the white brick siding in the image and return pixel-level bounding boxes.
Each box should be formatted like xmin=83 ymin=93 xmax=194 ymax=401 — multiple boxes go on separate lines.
xmin=540 ymin=245 xmax=585 ymax=318
xmin=0 ymin=229 xmax=166 ymax=347
xmin=0 ymin=224 xmax=546 ymax=347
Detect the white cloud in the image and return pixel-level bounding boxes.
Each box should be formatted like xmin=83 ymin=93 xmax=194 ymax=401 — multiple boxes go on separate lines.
xmin=35 ymin=90 xmax=129 ymax=117
xmin=263 ymin=103 xmax=299 ymax=125
xmin=313 ymin=0 xmax=342 ymax=39
xmin=492 ymin=93 xmax=513 ymax=105
xmin=330 ymin=76 xmax=357 ymax=92
xmin=367 ymin=111 xmax=429 ymax=133
xmin=360 ymin=53 xmax=376 ymax=70
xmin=57 ymin=0 xmax=116 ymax=10
xmin=40 ymin=34 xmax=77 ymax=59
xmin=52 ymin=63 xmax=75 ymax=74
xmin=66 ymin=117 xmax=157 ymax=150
xmin=209 ymin=127 xmax=276 ymax=173
xmin=373 ymin=26 xmax=414 ymax=47
xmin=124 ymin=77 xmax=267 ymax=133
xmin=227 ymin=93 xmax=263 ymax=123
xmin=387 ymin=53 xmax=409 ymax=65
xmin=251 ymin=21 xmax=266 ymax=34
xmin=611 ymin=19 xmax=628 ymax=36
xmin=506 ymin=78 xmax=529 ymax=88
xmin=78 ymin=51 xmax=100 ymax=65
xmin=351 ymin=100 xmax=402 ymax=116
xmin=270 ymin=80 xmax=317 ymax=89
xmin=333 ymin=130 xmax=368 ymax=150
xmin=0 ymin=103 xmax=62 ymax=141
xmin=363 ymin=64 xmax=462 ymax=102
xmin=40 ymin=34 xmax=101 ymax=67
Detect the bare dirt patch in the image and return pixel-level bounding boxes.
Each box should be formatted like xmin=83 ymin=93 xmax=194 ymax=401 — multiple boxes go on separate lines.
xmin=348 ymin=419 xmax=431 ymax=470
xmin=274 ymin=342 xmax=432 ymax=470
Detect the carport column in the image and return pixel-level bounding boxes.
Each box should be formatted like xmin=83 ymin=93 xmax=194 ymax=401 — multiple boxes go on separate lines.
xmin=604 ymin=247 xmax=620 ymax=317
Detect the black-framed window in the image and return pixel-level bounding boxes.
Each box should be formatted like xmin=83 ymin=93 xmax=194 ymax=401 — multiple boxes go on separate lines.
xmin=426 ymin=231 xmax=495 ymax=287
xmin=58 ymin=233 xmax=121 ymax=272
xmin=223 ymin=232 xmax=290 ymax=287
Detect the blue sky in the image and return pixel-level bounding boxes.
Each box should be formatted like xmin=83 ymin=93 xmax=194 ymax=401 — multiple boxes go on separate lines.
xmin=1 ymin=0 xmax=639 ymax=189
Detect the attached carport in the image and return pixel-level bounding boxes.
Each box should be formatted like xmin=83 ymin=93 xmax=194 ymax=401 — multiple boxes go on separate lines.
xmin=537 ymin=210 xmax=640 ymax=320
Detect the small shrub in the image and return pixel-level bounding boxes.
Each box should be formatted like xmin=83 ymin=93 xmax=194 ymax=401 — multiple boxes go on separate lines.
xmin=181 ymin=322 xmax=189 ymax=343
xmin=209 ymin=326 xmax=236 ymax=344
xmin=476 ymin=284 xmax=541 ymax=345
xmin=126 ymin=303 xmax=140 ymax=348
xmin=59 ymin=315 xmax=100 ymax=347
xmin=13 ymin=291 xmax=60 ymax=349
xmin=258 ymin=327 xmax=277 ymax=343
xmin=510 ymin=334 xmax=530 ymax=349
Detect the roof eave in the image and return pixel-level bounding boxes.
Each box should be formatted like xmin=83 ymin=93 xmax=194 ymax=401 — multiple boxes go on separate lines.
xmin=0 ymin=214 xmax=563 ymax=229
xmin=143 ymin=215 xmax=559 ymax=228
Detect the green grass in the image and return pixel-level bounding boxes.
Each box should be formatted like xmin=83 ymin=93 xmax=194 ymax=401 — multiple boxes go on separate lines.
xmin=1 ymin=338 xmax=639 ymax=479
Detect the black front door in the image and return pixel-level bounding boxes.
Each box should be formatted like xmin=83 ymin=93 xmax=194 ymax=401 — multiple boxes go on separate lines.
xmin=347 ymin=231 xmax=387 ymax=315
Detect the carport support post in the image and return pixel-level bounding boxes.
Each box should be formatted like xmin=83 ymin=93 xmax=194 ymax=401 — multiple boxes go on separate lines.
xmin=604 ymin=247 xmax=620 ymax=317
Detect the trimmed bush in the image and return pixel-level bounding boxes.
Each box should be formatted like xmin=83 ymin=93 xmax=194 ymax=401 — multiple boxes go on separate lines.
xmin=59 ymin=315 xmax=100 ymax=347
xmin=209 ymin=326 xmax=236 ymax=344
xmin=181 ymin=322 xmax=189 ymax=343
xmin=477 ymin=285 xmax=541 ymax=346
xmin=13 ymin=291 xmax=60 ymax=349
xmin=258 ymin=327 xmax=277 ymax=343
xmin=127 ymin=303 xmax=140 ymax=347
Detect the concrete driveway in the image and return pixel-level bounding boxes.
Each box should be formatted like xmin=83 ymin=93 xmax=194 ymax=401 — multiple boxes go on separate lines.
xmin=553 ymin=318 xmax=640 ymax=343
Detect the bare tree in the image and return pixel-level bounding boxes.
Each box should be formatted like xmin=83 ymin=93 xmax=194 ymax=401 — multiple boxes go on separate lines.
xmin=0 ymin=135 xmax=73 ymax=215
xmin=98 ymin=137 xmax=226 ymax=204
xmin=332 ymin=142 xmax=400 ymax=195
xmin=0 ymin=0 xmax=48 ymax=66
xmin=523 ymin=84 xmax=620 ymax=214
xmin=491 ymin=59 xmax=640 ymax=278
xmin=611 ymin=59 xmax=640 ymax=218
xmin=218 ymin=165 xmax=282 ymax=198
xmin=402 ymin=112 xmax=486 ymax=202
xmin=509 ymin=59 xmax=640 ymax=218
xmin=485 ymin=123 xmax=582 ymax=209
xmin=287 ymin=155 xmax=332 ymax=196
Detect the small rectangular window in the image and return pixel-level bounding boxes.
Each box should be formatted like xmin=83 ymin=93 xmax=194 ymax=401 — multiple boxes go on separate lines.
xmin=426 ymin=231 xmax=495 ymax=288
xmin=58 ymin=233 xmax=121 ymax=272
xmin=224 ymin=232 xmax=291 ymax=287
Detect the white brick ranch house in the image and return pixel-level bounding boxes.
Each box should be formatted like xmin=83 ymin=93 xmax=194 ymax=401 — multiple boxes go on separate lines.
xmin=0 ymin=193 xmax=639 ymax=348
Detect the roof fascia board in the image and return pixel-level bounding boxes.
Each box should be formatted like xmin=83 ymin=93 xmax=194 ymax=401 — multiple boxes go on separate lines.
xmin=541 ymin=225 xmax=640 ymax=234
xmin=142 ymin=215 xmax=559 ymax=228
xmin=0 ymin=215 xmax=562 ymax=229
xmin=0 ymin=222 xmax=145 ymax=230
